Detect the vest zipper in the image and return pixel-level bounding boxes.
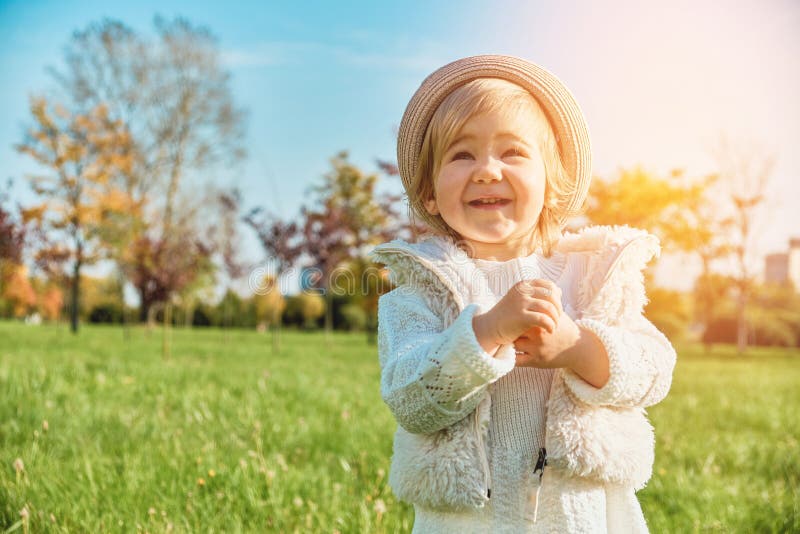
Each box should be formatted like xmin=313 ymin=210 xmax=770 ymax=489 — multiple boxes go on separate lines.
xmin=530 ymin=447 xmax=548 ymax=522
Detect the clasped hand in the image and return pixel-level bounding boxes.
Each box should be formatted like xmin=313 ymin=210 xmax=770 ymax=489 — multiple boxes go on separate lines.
xmin=475 ymin=279 xmax=581 ymax=368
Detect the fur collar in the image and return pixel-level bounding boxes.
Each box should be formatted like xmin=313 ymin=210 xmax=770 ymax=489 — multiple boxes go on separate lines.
xmin=369 ymin=224 xmax=660 ymax=319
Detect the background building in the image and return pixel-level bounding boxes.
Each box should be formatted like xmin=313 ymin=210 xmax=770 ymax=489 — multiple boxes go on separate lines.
xmin=764 ymin=237 xmax=800 ymax=291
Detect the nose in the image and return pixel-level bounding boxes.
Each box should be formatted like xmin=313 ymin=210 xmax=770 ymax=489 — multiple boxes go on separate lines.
xmin=472 ymin=156 xmax=502 ymax=183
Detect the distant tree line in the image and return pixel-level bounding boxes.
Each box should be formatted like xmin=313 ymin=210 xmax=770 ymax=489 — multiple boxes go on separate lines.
xmin=1 ymin=17 xmax=796 ymax=353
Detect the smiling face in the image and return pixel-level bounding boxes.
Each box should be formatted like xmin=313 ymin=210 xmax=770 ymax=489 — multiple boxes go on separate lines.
xmin=423 ymin=104 xmax=547 ymax=260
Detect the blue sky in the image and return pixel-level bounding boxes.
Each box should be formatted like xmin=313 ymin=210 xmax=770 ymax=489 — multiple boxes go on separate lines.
xmin=2 ymin=0 xmax=799 ymax=291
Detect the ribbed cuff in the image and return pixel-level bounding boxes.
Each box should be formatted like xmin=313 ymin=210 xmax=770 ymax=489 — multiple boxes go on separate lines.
xmin=445 ymin=303 xmax=516 ymax=382
xmin=562 ymin=318 xmax=628 ymax=406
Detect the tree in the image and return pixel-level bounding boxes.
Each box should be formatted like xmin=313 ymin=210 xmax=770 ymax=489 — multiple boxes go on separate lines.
xmin=126 ymin=230 xmax=215 ymax=323
xmin=79 ymin=274 xmax=125 ymax=320
xmin=584 ymin=166 xmax=710 ymax=339
xmin=0 ymin=180 xmax=26 ymax=265
xmin=296 ymin=292 xmax=325 ymax=329
xmin=49 ymin=17 xmax=247 ymax=321
xmin=694 ymin=271 xmax=737 ymax=347
xmin=375 ymin=158 xmax=437 ymax=240
xmin=245 ymin=208 xmax=303 ymax=352
xmin=37 ymin=283 xmax=64 ymax=322
xmin=0 ymin=180 xmax=29 ymax=318
xmin=710 ymin=136 xmax=775 ymax=353
xmin=664 ymin=171 xmax=736 ymax=349
xmin=252 ymin=275 xmax=286 ymax=332
xmin=701 ymin=279 xmax=800 ymax=348
xmin=302 ymin=152 xmax=402 ymax=337
xmin=585 ymin=166 xmax=703 ymax=254
xmin=211 ymin=188 xmax=245 ymax=330
xmin=339 ymin=255 xmax=387 ymax=344
xmin=16 ymin=98 xmax=133 ymax=332
xmin=1 ymin=264 xmax=37 ymax=318
xmin=643 ymin=286 xmax=692 ymax=341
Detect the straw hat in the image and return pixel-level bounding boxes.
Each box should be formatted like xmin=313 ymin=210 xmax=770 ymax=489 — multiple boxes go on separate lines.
xmin=397 ymin=54 xmax=592 ymax=217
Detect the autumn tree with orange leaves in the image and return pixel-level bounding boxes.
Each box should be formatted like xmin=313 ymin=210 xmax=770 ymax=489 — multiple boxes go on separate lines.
xmin=16 ymin=98 xmax=134 ymax=332
xmin=584 ymin=166 xmax=718 ymax=339
xmin=0 ymin=182 xmax=30 ymax=317
xmin=1 ymin=181 xmax=65 ymax=321
xmin=49 ymin=18 xmax=247 ymax=322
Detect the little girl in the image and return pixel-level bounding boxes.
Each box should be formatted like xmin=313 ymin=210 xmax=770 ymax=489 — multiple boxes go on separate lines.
xmin=369 ymin=55 xmax=677 ymax=533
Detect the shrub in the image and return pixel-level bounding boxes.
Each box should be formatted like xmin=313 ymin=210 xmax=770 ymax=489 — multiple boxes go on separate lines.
xmin=88 ymin=303 xmax=123 ymax=324
xmin=192 ymin=305 xmax=215 ymax=327
xmin=645 ymin=287 xmax=691 ymax=341
xmin=702 ymin=315 xmax=737 ymax=345
xmin=647 ymin=311 xmax=687 ymax=342
xmin=282 ymin=293 xmax=326 ymax=329
xmin=702 ymin=309 xmax=799 ymax=347
xmin=339 ymin=303 xmax=366 ymax=331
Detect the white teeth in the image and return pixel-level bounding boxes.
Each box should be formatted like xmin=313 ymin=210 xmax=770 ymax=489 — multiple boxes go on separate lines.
xmin=469 ymin=198 xmax=508 ymax=206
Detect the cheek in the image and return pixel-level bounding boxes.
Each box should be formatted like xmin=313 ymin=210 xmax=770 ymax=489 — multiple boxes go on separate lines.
xmin=435 ymin=167 xmax=461 ymax=189
xmin=433 ymin=170 xmax=466 ymax=203
xmin=511 ymin=177 xmax=545 ymax=209
xmin=528 ymin=184 xmax=546 ymax=206
xmin=522 ymin=191 xmax=546 ymax=220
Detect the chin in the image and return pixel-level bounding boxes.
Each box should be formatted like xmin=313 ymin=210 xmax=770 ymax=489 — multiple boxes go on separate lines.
xmin=474 ymin=225 xmax=516 ymax=237
xmin=465 ymin=232 xmax=515 ymax=244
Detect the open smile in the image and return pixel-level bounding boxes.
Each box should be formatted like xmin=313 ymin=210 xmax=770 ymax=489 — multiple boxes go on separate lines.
xmin=467 ymin=198 xmax=512 ymax=210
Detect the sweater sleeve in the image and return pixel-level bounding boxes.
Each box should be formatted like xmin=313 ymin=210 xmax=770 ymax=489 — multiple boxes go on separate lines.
xmin=563 ymin=312 xmax=676 ymax=408
xmin=377 ymin=286 xmax=516 ymax=434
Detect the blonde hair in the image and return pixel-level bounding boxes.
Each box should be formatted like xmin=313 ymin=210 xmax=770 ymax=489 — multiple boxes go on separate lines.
xmin=407 ymin=78 xmax=577 ymax=257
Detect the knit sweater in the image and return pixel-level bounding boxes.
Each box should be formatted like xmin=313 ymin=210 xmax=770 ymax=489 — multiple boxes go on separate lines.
xmin=371 ymin=226 xmax=675 ymax=533
xmin=475 ymin=251 xmax=566 ymax=527
xmin=473 ymin=250 xmax=574 ymax=459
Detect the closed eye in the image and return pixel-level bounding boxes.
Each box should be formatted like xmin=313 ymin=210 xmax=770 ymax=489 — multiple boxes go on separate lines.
xmin=503 ymin=147 xmax=528 ymax=158
xmin=451 ymin=151 xmax=474 ymax=161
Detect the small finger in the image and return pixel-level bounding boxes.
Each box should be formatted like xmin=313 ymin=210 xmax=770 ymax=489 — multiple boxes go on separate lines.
xmin=514 ymin=280 xmax=537 ymax=296
xmin=530 ymin=312 xmax=556 ymax=334
xmin=535 ymin=285 xmax=552 ymax=298
xmin=530 ymin=281 xmax=563 ymax=315
xmin=527 ymin=299 xmax=560 ymax=324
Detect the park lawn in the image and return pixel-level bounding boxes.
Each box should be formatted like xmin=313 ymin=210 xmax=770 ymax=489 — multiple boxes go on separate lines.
xmin=0 ymin=321 xmax=798 ymax=533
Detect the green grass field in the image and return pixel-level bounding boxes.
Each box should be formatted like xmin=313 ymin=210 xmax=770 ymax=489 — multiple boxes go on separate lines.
xmin=1 ymin=322 xmax=798 ymax=533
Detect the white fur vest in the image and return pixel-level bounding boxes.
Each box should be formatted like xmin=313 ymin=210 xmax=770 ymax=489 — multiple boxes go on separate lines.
xmin=368 ymin=224 xmax=677 ymax=513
